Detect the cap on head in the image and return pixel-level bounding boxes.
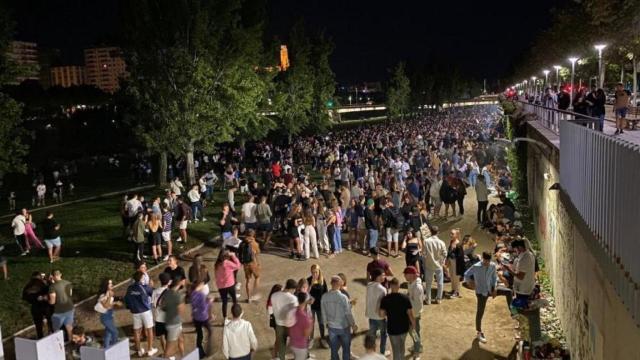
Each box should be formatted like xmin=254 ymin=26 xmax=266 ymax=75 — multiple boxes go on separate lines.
xmin=403 ymin=266 xmax=418 ymax=275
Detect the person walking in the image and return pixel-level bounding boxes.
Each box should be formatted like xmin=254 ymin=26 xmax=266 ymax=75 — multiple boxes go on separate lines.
xmin=124 ymin=271 xmax=158 ymax=357
xmin=41 ymin=211 xmax=62 ymax=263
xmin=12 ymin=209 xmax=28 ymax=256
xmin=48 ymin=270 xmax=75 ymax=341
xmin=151 ymin=272 xmax=171 ymax=353
xmin=255 ymin=196 xmax=273 ymax=249
xmin=289 ymin=292 xmax=314 ymax=360
xmin=271 ymin=279 xmax=298 ymax=360
xmin=403 ymin=266 xmax=424 ymax=358
xmin=379 ymin=277 xmax=414 ymax=360
xmin=215 ymin=249 xmax=241 ymax=319
xmin=162 ymin=275 xmax=185 ymax=358
xmin=190 ymin=280 xmax=213 ymax=358
xmin=240 ymin=229 xmax=261 ymax=302
xmin=321 ymin=275 xmax=357 ymax=360
xmin=475 ymin=174 xmax=489 ymax=226
xmin=22 ymin=272 xmax=53 ymax=339
xmin=94 ymin=278 xmax=121 ymax=349
xmin=463 ymin=251 xmax=498 ymax=343
xmin=422 ymin=226 xmax=447 ymax=304
xmin=307 ymin=264 xmax=328 ymax=348
xmin=188 ymin=254 xmax=211 ymax=295
xmin=365 ymin=268 xmax=389 ymax=356
xmin=223 ymin=304 xmax=258 ymax=360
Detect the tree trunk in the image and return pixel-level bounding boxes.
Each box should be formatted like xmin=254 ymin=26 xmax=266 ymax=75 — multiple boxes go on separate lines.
xmin=157 ymin=151 xmax=168 ymax=187
xmin=185 ymin=142 xmax=196 ymax=186
xmin=634 ymin=57 xmax=638 ymax=106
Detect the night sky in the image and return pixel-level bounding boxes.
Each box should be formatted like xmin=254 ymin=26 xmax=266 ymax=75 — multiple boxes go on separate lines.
xmin=9 ymin=0 xmax=562 ymax=83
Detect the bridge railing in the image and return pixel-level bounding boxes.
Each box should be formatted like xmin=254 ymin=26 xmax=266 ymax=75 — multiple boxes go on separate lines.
xmin=518 ymin=100 xmax=599 ymax=134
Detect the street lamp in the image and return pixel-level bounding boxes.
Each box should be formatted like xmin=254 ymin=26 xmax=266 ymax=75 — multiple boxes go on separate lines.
xmin=568 ymin=57 xmax=579 ymax=110
xmin=594 ymin=44 xmax=607 ymax=89
xmin=553 ymin=65 xmax=561 ymax=86
xmin=543 ymin=69 xmax=550 ymax=88
xmin=531 ymin=76 xmax=537 ymax=95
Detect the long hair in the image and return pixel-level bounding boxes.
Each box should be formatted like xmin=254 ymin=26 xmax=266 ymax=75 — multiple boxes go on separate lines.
xmin=189 ymin=254 xmax=208 ymax=283
xmin=267 ymin=284 xmax=283 ymax=308
xmin=310 ymin=264 xmax=324 ymax=285
xmin=98 ymin=278 xmax=111 ymax=296
xmin=215 ymin=249 xmax=229 ymax=271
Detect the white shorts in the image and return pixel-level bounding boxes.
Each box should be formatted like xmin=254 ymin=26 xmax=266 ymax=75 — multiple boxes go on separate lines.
xmin=132 ymin=310 xmax=154 ymax=330
xmin=166 ymin=324 xmax=182 ymax=341
xmin=179 ymin=221 xmax=188 ymax=230
xmin=162 ymin=231 xmax=171 ymax=242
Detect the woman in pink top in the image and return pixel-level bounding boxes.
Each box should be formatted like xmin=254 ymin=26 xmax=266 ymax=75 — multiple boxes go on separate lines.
xmin=333 ymin=204 xmax=344 ymax=254
xmin=289 ymin=292 xmax=313 ymax=360
xmin=214 ymin=249 xmax=240 ymax=319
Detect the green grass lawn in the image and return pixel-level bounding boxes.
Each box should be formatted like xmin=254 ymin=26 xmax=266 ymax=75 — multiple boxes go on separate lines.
xmin=0 ymin=186 xmax=236 ymax=336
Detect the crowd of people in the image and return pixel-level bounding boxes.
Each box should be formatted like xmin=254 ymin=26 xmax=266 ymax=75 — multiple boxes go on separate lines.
xmin=13 ymin=105 xmax=549 ymax=360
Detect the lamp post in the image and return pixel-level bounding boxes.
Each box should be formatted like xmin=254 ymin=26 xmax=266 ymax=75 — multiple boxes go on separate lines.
xmin=594 ymin=44 xmax=607 ymax=89
xmin=531 ymin=76 xmax=537 ymax=96
xmin=543 ymin=69 xmax=550 ymax=88
xmin=523 ymin=80 xmax=528 ymax=95
xmin=568 ymin=57 xmax=579 ymax=110
xmin=553 ymin=65 xmax=561 ymax=86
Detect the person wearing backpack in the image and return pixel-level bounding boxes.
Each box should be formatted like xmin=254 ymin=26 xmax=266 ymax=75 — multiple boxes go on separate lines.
xmin=240 ymin=229 xmax=261 ymax=303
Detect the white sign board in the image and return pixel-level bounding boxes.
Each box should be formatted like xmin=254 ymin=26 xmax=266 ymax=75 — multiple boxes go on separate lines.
xmin=14 ymin=330 xmax=65 ymax=360
xmin=151 ymin=348 xmax=199 ymax=360
xmin=81 ymin=338 xmax=130 ymax=360
xmin=0 ymin=325 xmax=4 ymax=359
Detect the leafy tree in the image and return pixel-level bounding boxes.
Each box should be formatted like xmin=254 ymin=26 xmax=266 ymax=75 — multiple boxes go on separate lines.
xmin=309 ymin=33 xmax=336 ymax=132
xmin=0 ymin=2 xmax=28 ymax=178
xmin=273 ymin=21 xmax=314 ymax=140
xmin=122 ymin=0 xmax=272 ymax=185
xmin=387 ymin=62 xmax=411 ymax=119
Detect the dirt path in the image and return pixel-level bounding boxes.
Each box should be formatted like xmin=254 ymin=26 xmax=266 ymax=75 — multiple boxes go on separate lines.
xmin=3 ymin=188 xmax=518 ymax=360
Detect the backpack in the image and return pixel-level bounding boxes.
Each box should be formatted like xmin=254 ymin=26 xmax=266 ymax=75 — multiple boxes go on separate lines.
xmin=239 ymin=241 xmax=254 ymax=264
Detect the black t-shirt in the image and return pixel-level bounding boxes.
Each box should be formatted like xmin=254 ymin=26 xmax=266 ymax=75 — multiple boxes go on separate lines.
xmin=380 ymin=292 xmax=412 ymax=335
xmin=220 ymin=214 xmax=233 ymax=233
xmin=164 ymin=266 xmax=186 ymax=283
xmin=42 ymin=218 xmax=59 ymax=239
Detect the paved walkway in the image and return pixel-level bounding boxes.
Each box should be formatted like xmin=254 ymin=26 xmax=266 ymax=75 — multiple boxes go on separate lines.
xmin=2 ymin=188 xmax=517 ymax=360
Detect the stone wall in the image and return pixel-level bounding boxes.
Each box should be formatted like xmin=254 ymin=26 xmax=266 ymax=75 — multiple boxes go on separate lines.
xmin=526 ymin=128 xmax=640 ymax=360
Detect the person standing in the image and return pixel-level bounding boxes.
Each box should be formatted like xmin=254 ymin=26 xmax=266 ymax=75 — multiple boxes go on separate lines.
xmin=365 ymin=268 xmax=388 ymax=356
xmin=12 ymin=209 xmax=28 ymax=256
xmin=187 ymin=184 xmax=206 ymax=222
xmin=255 ymin=196 xmax=273 ymax=249
xmin=422 ymin=226 xmax=447 ymax=304
xmin=215 ymin=250 xmax=241 ymax=319
xmin=403 ymin=266 xmax=424 ymax=357
xmin=190 ymin=280 xmax=213 ymax=358
xmin=308 ymin=264 xmax=328 ymax=348
xmin=240 ymin=196 xmax=257 ymax=233
xmin=271 ymin=279 xmax=299 ymax=360
xmin=41 ymin=211 xmax=62 ymax=263
xmin=364 ymin=199 xmax=378 ymax=253
xmin=151 ymin=272 xmax=171 ymax=353
xmin=223 ymin=303 xmax=258 ymax=360
xmin=613 ymin=82 xmax=630 ymax=134
xmin=161 ymin=203 xmax=173 ymax=261
xmin=240 ymin=229 xmax=261 ymax=302
xmin=379 ymin=277 xmax=415 ymax=360
xmin=321 ymin=275 xmax=357 ymax=360
xmin=475 ymin=175 xmax=489 ymax=226
xmin=446 ymin=229 xmax=464 ymax=299
xmin=504 ymin=240 xmax=536 ymax=302
xmin=289 ymin=292 xmax=314 ymax=360
xmin=48 ymin=270 xmax=75 ymax=341
xmin=175 ymin=196 xmax=191 ymax=243
xmin=161 ymin=275 xmax=185 ymax=358
xmin=94 ymin=278 xmax=121 ymax=349
xmin=22 ymin=272 xmax=53 ymax=338
xmin=464 ymin=251 xmax=498 ymax=343
xmin=164 ymin=255 xmax=187 ymax=285
xmin=124 ymin=271 xmax=158 ymax=357
xmin=131 ymin=212 xmax=146 ymax=262
xmin=360 ymin=334 xmax=387 ymax=360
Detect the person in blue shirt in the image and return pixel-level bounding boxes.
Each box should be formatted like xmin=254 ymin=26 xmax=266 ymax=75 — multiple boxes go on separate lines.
xmin=464 ymin=251 xmax=497 ymax=344
xmin=124 ymin=271 xmax=158 ymax=357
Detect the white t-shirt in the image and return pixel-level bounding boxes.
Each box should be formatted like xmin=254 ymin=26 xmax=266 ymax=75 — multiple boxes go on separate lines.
xmin=365 ymin=282 xmax=387 ymax=320
xmin=187 ymin=189 xmax=200 ymax=203
xmin=36 ymin=184 xmax=46 ymax=196
xmin=271 ymin=291 xmax=298 ymax=327
xmin=151 ymin=286 xmax=168 ymax=322
xmin=241 ymin=202 xmax=257 ymax=224
xmin=94 ymin=293 xmax=113 ymax=314
xmin=126 ymin=199 xmax=142 ymax=217
xmin=513 ymin=251 xmax=536 ymax=295
xmin=12 ymin=215 xmax=26 ymax=235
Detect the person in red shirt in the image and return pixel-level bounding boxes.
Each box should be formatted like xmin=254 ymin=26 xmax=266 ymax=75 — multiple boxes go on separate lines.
xmin=272 ymin=161 xmax=282 ymax=179
xmin=366 ymin=248 xmax=395 ymax=283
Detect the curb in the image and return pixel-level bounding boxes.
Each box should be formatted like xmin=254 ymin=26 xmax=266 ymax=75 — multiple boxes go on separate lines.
xmin=2 ymin=241 xmax=206 ymax=343
xmin=0 ymin=185 xmax=156 ymax=220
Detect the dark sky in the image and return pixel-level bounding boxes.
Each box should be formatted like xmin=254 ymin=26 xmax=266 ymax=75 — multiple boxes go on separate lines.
xmin=9 ymin=0 xmax=561 ymax=83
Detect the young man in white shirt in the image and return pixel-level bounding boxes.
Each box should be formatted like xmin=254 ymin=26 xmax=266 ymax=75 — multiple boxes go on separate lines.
xmin=270 ymin=279 xmax=298 ymax=360
xmin=187 ymin=185 xmax=205 ymax=222
xmin=240 ymin=196 xmax=257 ymax=233
xmin=505 ymin=240 xmax=536 ymax=300
xmin=404 ymin=266 xmax=424 ymax=356
xmin=422 ymin=226 xmax=447 ymax=304
xmin=223 ymin=304 xmax=258 ymax=360
xmin=151 ymin=272 xmax=171 ymax=352
xmin=366 ymin=268 xmax=389 ymax=356
xmin=12 ymin=209 xmax=28 ymax=255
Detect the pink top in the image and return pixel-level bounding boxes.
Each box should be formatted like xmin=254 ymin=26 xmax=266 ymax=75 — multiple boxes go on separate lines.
xmin=215 ymin=255 xmax=241 ymax=289
xmin=335 ymin=209 xmax=343 ymax=227
xmin=289 ymin=308 xmax=312 ymax=349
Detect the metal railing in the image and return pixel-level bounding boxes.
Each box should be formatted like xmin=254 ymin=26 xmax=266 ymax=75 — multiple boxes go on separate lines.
xmin=560 ymin=120 xmax=640 ymax=323
xmin=518 ymin=100 xmax=599 ymax=134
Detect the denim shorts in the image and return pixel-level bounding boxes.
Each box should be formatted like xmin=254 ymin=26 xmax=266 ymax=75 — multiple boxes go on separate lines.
xmin=45 ymin=237 xmax=61 ymax=248
xmin=616 ymin=108 xmax=628 ymax=118
xmin=52 ymin=309 xmax=74 ymax=329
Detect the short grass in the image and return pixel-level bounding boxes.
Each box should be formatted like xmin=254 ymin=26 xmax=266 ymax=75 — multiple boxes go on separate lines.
xmin=0 ymin=186 xmax=236 ymax=336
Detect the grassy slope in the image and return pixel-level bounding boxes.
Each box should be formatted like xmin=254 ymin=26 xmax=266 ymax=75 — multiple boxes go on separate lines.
xmin=0 ymin=188 xmax=233 ymax=336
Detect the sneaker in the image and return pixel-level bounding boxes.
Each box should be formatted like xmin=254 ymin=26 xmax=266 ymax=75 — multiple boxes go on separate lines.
xmin=319 ymin=339 xmax=329 ymax=349
xmin=163 ymin=255 xmax=170 ymax=261
xmin=614 ymin=129 xmax=620 ymax=135
xmin=433 ymin=299 xmax=441 ymax=304
xmin=176 ymin=237 xmax=183 ymax=243
xmin=146 ymin=347 xmax=159 ymax=356
xmin=21 ymin=251 xmax=28 ymax=256
xmin=449 ymin=292 xmax=460 ymax=299
xmin=236 ymin=282 xmax=242 ymax=290
xmin=621 ymin=130 xmax=625 ymax=134
xmin=137 ymin=349 xmax=146 ymax=357
xmin=384 ymin=350 xmax=392 ymax=356
xmin=202 ymin=218 xmax=207 ymax=222
xmin=476 ymin=332 xmax=487 ymax=343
